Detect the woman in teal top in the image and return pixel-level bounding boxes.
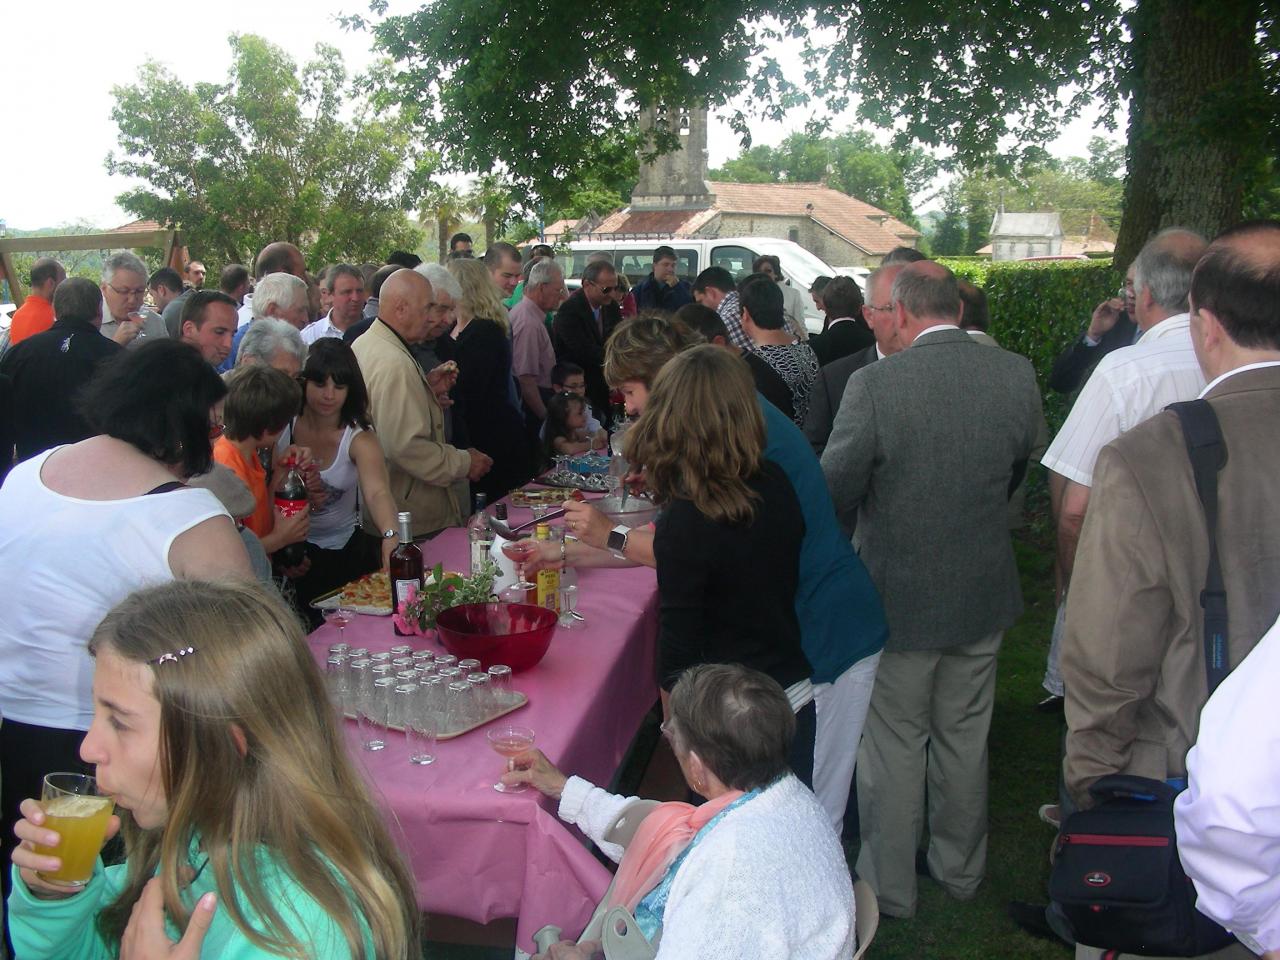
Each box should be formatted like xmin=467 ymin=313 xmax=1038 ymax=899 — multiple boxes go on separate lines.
xmin=9 ymin=580 xmax=419 ymax=959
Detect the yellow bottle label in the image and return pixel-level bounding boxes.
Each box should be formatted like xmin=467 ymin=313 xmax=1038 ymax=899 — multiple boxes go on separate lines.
xmin=534 ymin=524 xmax=559 ymax=612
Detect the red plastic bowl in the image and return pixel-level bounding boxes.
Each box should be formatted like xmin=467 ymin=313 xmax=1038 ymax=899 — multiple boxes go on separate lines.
xmin=434 ymin=602 xmax=558 ymax=673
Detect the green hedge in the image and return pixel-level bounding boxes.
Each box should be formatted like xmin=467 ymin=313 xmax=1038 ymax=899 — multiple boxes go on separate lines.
xmin=937 ymin=257 xmax=1119 ymax=431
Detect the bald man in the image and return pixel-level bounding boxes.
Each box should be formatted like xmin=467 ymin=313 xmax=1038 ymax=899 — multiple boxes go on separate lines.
xmin=351 ymin=269 xmax=491 ymax=536
xmin=821 ymin=260 xmax=1043 ymax=918
xmin=238 ymin=241 xmax=309 ymax=328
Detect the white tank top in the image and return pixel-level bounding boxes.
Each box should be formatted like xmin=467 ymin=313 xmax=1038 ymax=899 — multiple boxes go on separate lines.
xmin=281 ymin=422 xmax=362 ymax=550
xmin=0 ymin=449 xmax=228 ymax=730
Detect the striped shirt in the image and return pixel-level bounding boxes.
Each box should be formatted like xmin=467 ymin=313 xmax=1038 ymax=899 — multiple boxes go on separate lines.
xmin=1041 ymin=314 xmax=1205 ymax=487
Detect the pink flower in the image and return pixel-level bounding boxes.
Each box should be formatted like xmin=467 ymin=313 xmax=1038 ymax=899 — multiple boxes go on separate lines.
xmin=445 ymin=584 xmax=456 ymax=592
xmin=392 ymin=612 xmax=412 ymax=634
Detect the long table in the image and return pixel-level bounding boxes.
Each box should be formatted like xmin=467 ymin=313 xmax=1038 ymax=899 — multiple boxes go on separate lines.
xmin=307 ymin=523 xmax=659 ymax=953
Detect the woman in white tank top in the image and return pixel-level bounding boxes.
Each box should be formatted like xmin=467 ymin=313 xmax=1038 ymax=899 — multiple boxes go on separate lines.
xmin=281 ymin=338 xmax=399 ymax=627
xmin=0 ymin=340 xmax=253 ymax=912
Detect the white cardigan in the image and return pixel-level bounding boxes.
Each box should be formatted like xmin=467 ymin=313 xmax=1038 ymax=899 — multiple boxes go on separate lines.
xmin=558 ymin=773 xmax=855 ymax=959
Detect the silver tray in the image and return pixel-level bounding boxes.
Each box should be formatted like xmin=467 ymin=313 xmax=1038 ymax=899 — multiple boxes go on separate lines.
xmin=344 ymin=691 xmax=528 ymax=740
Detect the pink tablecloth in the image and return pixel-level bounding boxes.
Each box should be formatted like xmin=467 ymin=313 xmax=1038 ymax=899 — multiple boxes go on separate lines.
xmin=308 ymin=524 xmax=659 ymax=953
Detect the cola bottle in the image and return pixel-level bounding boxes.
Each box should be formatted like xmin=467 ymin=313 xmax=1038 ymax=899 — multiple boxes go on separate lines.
xmin=274 ymin=458 xmax=308 ymax=567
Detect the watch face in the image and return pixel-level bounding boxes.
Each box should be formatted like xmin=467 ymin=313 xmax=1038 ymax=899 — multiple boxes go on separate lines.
xmin=607 ymin=530 xmax=626 ymax=552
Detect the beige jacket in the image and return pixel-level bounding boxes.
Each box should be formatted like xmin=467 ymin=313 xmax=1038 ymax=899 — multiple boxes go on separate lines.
xmin=1062 ymin=365 xmax=1280 ymax=808
xmin=351 ymin=320 xmax=470 ymax=536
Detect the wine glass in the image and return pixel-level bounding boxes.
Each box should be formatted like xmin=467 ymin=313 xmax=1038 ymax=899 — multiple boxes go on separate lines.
xmin=501 ymin=537 xmax=539 ymax=594
xmin=324 ymin=606 xmax=354 ymax=641
xmin=487 ymin=724 xmax=536 ymax=793
xmin=558 ymin=566 xmax=580 ymax=628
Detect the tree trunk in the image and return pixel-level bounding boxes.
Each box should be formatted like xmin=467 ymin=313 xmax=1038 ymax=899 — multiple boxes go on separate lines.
xmin=1113 ymin=0 xmax=1263 ymax=268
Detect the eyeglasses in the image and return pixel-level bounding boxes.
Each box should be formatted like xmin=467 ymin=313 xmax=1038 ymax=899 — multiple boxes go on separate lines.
xmin=107 ymin=283 xmax=146 ymax=297
xmin=588 ymin=281 xmax=617 ymax=294
xmin=866 ymin=303 xmax=894 ymax=312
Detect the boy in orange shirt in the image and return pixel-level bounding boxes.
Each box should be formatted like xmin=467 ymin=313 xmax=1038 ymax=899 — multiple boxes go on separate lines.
xmin=213 ymin=364 xmax=310 ymax=560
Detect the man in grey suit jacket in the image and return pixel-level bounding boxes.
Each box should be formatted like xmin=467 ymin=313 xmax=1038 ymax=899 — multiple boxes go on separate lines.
xmin=821 ymin=261 xmax=1042 ymax=918
xmin=803 ymin=262 xmax=907 ymax=458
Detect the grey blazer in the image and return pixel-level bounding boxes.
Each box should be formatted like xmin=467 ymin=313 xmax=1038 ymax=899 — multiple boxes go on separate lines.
xmin=804 ymin=344 xmax=878 ymax=456
xmin=821 ymin=327 xmax=1042 ymax=652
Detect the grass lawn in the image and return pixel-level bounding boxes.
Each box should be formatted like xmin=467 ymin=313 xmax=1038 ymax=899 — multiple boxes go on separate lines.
xmin=426 ymin=528 xmax=1070 ymax=959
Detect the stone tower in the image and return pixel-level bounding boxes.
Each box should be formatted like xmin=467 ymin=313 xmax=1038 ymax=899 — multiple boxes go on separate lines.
xmin=630 ymin=103 xmax=713 ymax=211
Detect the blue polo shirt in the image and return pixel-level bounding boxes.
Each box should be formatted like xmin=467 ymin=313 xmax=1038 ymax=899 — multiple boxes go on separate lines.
xmin=760 ymin=393 xmax=887 ymax=682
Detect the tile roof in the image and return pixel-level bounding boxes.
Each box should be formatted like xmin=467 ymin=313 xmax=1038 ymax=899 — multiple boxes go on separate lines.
xmin=989 ymin=211 xmax=1064 ymax=238
xmin=706 ymin=181 xmax=921 ymax=255
xmin=590 ymin=208 xmax=720 ymax=237
xmin=109 ymin=219 xmax=167 ymax=234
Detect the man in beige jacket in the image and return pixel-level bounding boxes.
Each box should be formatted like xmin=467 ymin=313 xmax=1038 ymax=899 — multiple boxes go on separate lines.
xmin=352 ymin=269 xmax=491 ymax=537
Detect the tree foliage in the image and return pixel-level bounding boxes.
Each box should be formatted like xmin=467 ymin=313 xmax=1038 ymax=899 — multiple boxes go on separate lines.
xmin=107 ymin=34 xmax=427 ymax=267
xmin=358 ymin=0 xmax=1278 ymax=266
xmin=709 ymin=129 xmax=935 ymax=227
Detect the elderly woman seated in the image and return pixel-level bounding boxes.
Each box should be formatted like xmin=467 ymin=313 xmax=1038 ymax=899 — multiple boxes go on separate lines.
xmin=509 ymin=663 xmax=855 ymax=960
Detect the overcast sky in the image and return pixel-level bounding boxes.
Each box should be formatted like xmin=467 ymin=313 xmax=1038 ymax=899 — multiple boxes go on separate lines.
xmin=3 ymin=2 xmax=1124 ymax=231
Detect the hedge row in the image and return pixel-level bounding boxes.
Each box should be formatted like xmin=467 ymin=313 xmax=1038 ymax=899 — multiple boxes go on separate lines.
xmin=937 ymin=257 xmax=1120 ymax=430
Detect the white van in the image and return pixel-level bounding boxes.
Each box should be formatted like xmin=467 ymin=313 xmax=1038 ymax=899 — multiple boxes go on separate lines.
xmin=556 ymin=236 xmax=864 ymax=333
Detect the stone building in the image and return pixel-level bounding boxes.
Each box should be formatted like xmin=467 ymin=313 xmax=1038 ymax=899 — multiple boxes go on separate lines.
xmin=540 ymin=105 xmax=920 ymax=268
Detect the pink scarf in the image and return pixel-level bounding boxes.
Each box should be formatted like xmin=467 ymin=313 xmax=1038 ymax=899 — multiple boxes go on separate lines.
xmin=607 ymin=790 xmax=744 ymax=912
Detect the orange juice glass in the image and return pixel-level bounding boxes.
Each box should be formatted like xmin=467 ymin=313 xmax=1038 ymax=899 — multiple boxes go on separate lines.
xmin=33 ymin=773 xmax=113 ymax=887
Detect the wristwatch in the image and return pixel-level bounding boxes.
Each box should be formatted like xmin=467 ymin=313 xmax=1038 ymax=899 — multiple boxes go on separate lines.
xmin=606 ymin=524 xmax=630 ymax=559
xmin=382 ymin=528 xmax=397 ymax=540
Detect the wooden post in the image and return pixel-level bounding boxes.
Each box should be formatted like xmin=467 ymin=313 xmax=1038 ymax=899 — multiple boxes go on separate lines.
xmin=0 ymin=248 xmax=25 ymax=307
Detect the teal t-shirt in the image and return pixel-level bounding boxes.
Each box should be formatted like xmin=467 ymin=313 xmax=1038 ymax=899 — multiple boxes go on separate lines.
xmin=759 ymin=393 xmax=887 ymax=681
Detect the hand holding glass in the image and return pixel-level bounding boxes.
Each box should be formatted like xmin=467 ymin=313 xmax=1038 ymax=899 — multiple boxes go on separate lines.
xmin=501 ymin=538 xmax=539 ymax=592
xmin=487 ymin=724 xmax=536 ymax=793
xmin=31 ymin=774 xmax=114 ymax=887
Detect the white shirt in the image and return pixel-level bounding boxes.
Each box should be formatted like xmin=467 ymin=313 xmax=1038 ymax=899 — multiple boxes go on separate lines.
xmin=1041 ymin=313 xmax=1205 ymax=487
xmin=1198 ymin=360 xmax=1280 ymax=398
xmin=913 ymin=322 xmax=959 ymax=342
xmin=299 ymin=311 xmax=346 ymax=345
xmin=237 ymin=294 xmax=254 ymax=328
xmin=0 ymin=449 xmax=227 ymax=730
xmin=1175 ymin=610 xmax=1280 ymax=955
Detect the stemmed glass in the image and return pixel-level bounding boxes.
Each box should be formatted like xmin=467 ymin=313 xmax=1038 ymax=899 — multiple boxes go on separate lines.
xmin=487 ymin=724 xmax=536 ymax=793
xmin=501 ymin=537 xmax=539 ymax=596
xmin=558 ymin=566 xmax=580 ymax=627
xmin=324 ymin=606 xmax=354 ymax=641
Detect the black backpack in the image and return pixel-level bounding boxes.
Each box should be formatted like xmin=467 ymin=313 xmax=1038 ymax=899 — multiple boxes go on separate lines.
xmin=1048 ymin=400 xmax=1236 ymax=957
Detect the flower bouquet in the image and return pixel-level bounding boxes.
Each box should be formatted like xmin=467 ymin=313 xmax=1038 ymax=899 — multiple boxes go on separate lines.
xmin=392 ymin=560 xmax=499 ymax=637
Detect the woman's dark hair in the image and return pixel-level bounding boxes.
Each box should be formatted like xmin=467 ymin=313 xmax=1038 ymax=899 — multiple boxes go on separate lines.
xmin=79 ymin=340 xmax=226 ymax=477
xmin=668 ymin=663 xmax=794 ymax=791
xmin=541 ymin=391 xmax=586 ymax=468
xmin=302 ymin=338 xmax=372 ymax=429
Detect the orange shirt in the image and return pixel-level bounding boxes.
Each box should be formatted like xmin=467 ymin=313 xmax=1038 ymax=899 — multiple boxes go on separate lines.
xmin=9 ymin=295 xmax=55 ymax=345
xmin=213 ymin=437 xmax=272 ymax=537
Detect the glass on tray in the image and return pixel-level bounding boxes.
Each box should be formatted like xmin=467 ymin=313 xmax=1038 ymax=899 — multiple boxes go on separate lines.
xmin=359 ymin=677 xmax=396 ymax=751
xmin=487 ymin=664 xmax=513 ymax=706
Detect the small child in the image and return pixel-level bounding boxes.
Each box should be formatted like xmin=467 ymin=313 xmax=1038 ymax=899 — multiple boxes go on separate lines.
xmin=542 ymin=391 xmax=606 ymax=468
xmin=546 ymin=360 xmax=605 ymax=440
xmin=214 ymin=364 xmax=310 ymax=561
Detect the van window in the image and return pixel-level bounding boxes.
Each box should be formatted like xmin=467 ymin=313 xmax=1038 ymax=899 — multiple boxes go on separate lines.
xmin=617 ymin=248 xmax=699 ymax=282
xmin=562 ymin=249 xmax=616 ymax=280
xmin=710 ymin=244 xmax=758 ymax=281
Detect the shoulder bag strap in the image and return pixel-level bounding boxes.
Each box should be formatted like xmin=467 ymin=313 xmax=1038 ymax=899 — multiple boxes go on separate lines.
xmin=1167 ymin=399 xmax=1229 ymax=694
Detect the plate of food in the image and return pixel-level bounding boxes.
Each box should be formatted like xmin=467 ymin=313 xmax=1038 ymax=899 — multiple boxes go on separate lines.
xmin=312 ymin=571 xmax=393 ymax=616
xmin=311 ymin=569 xmax=467 ymax=616
xmin=510 ymin=487 xmax=576 ymax=506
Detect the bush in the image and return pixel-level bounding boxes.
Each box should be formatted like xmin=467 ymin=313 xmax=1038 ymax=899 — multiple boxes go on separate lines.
xmin=938 ymin=257 xmax=1119 ymax=430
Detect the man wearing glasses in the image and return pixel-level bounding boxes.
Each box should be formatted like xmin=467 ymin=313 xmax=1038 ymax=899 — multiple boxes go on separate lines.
xmin=552 ymin=259 xmax=623 ymax=425
xmin=98 ymin=250 xmax=167 ymax=347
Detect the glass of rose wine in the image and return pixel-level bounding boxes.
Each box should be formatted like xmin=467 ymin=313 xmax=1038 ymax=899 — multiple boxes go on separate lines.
xmin=500 ymin=538 xmax=539 ymax=594
xmin=487 ymin=724 xmax=536 ymax=792
xmin=324 ymin=606 xmax=354 ymax=641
